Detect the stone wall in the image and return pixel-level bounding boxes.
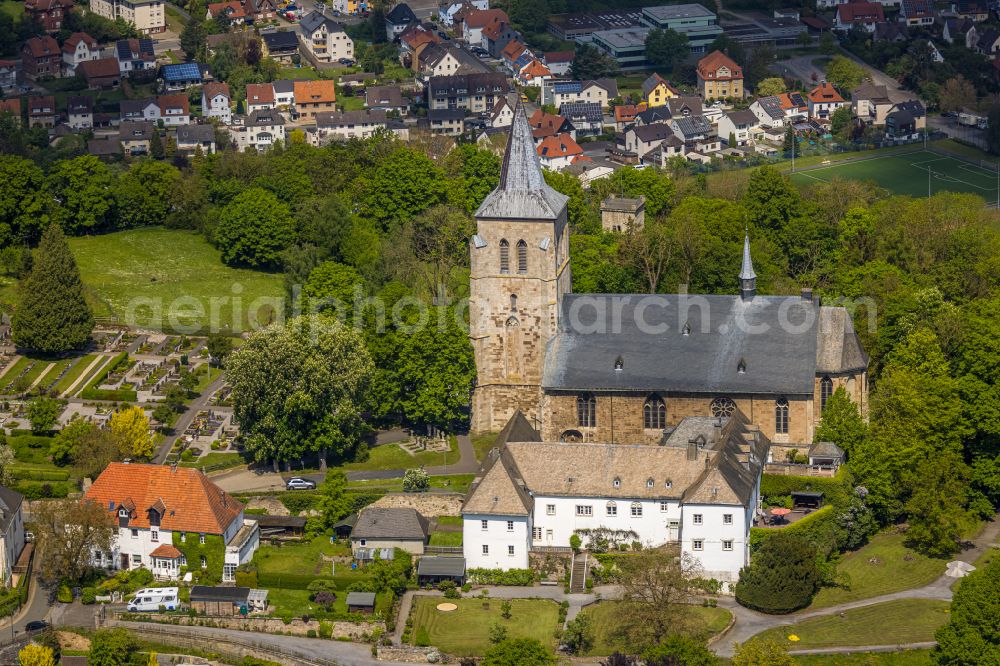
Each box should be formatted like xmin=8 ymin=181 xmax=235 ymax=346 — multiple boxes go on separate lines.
xmin=528 ymin=550 xmax=571 ymax=581
xmin=376 ymin=646 xmax=446 ymax=663
xmin=120 ymin=614 xmax=383 ymax=640
xmin=371 ymin=493 xmax=464 ymax=517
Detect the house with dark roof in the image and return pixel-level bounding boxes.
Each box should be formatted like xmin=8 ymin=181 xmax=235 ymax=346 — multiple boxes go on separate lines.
xmin=424 ymin=107 xmax=465 ymax=135
xmin=559 ymin=101 xmax=602 ymax=136
xmin=899 ymin=0 xmax=935 ymax=26
xmin=78 ymin=58 xmax=121 ymax=90
xmin=0 ymin=487 xmax=25 ymax=588
xmin=350 ymin=507 xmax=429 ymax=555
xmin=641 ymin=72 xmax=678 ymax=108
xmin=385 ymin=3 xmax=417 ymax=41
xmin=27 ymin=96 xmax=57 ymax=128
xmin=427 ymin=73 xmax=510 ymax=113
xmin=420 ymin=43 xmax=491 ymax=79
xmin=24 ymin=0 xmax=72 ymax=32
xmin=954 ymin=0 xmax=988 ymax=21
xmin=160 ymin=62 xmax=208 ymax=90
xmin=943 ymin=18 xmax=977 ymax=48
xmin=311 ymin=108 xmax=389 ymax=143
xmin=977 ymin=28 xmax=1000 ymax=57
xmin=749 ymin=95 xmax=786 ymax=128
xmin=83 ymin=463 xmax=259 ymax=581
xmin=120 ymin=97 xmax=159 ymax=122
xmin=626 ymin=122 xmax=674 ymax=159
xmin=300 ymin=11 xmax=354 ymax=63
xmin=22 ymin=36 xmax=62 ymax=80
xmin=365 ymin=85 xmax=407 ymax=115
xmin=261 ymin=30 xmax=300 ymax=64
xmin=115 ymin=38 xmax=156 ymax=74
xmin=229 ymin=108 xmax=286 ymax=151
xmin=851 ymin=82 xmax=894 ymax=125
xmin=67 ymin=95 xmax=94 ymax=129
xmin=718 ymin=109 xmax=758 ymax=145
xmin=176 ymin=124 xmax=217 ymax=155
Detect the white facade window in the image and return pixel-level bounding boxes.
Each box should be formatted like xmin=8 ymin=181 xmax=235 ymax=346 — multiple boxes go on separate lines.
xmin=692 ymin=539 xmax=703 ymax=551
xmin=507 ymin=520 xmax=514 ymax=532
xmin=508 ymin=545 xmax=515 ymax=556
xmin=131 ymin=529 xmax=139 ymax=538
xmin=576 ymin=505 xmax=593 ymax=516
xmin=199 ymin=534 xmax=206 ymax=544
xmin=132 ymin=554 xmax=141 ymax=565
xmin=723 ymin=540 xmax=733 ymax=551
xmin=200 ymin=555 xmax=207 ymax=568
xmin=606 ymin=502 xmax=617 ymax=516
xmin=693 ymin=514 xmax=703 ymax=525
xmin=660 ymin=501 xmax=669 ymax=512
xmin=481 ymin=519 xmax=488 ymax=530
xmin=482 ymin=544 xmax=489 ymax=555
xmin=630 ymin=502 xmax=642 ymax=517
xmin=723 ymin=514 xmax=733 ymax=525
xmin=533 ymin=527 xmax=542 ymax=540
xmin=151 ymin=530 xmax=158 ymax=542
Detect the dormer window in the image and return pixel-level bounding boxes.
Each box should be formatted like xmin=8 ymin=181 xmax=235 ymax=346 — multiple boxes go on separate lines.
xmin=613 ymin=477 xmax=621 ymax=488
xmin=646 ymin=478 xmax=654 ymax=489
xmin=737 ymin=358 xmax=746 ymax=374
xmin=682 ymin=322 xmax=690 ymax=336
xmin=118 ymin=509 xmax=129 ymax=518
xmin=614 ymin=356 xmax=624 ymax=371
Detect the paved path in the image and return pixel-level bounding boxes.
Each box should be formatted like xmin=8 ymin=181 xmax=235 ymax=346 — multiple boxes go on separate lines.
xmin=713 ymin=517 xmax=1000 ymax=657
xmin=60 ymin=353 xmax=110 ymax=398
xmin=153 ymin=373 xmax=228 ymax=464
xmin=789 ymin=641 xmax=938 ymax=656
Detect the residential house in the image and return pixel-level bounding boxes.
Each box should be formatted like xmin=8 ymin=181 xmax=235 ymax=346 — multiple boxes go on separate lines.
xmin=891 ymin=99 xmax=926 ymax=129
xmin=0 ymin=487 xmax=25 ymax=588
xmin=272 ymin=80 xmax=295 ymax=107
xmin=541 ymin=78 xmax=618 ymax=110
xmin=626 ymin=122 xmax=674 ymax=159
xmin=665 ymin=96 xmax=703 ymax=119
xmin=91 ymin=0 xmax=166 ymax=34
xmin=491 ymin=98 xmax=514 ymax=128
xmin=750 ymin=95 xmax=786 ymax=128
xmin=294 ymin=79 xmax=337 ymax=119
xmin=696 ymin=50 xmax=743 ymax=100
xmin=66 ymin=95 xmax=94 ymax=130
xmin=350 ymin=507 xmax=428 ymax=556
xmin=202 ymin=82 xmax=231 ymax=124
xmin=246 ymin=83 xmax=275 ymax=112
xmin=542 ymin=51 xmax=574 ymax=77
xmin=300 ymin=11 xmax=354 ymax=64
xmin=78 ymin=58 xmax=121 ymax=90
xmin=260 ymin=31 xmax=299 ymax=64
xmin=120 ymin=97 xmax=159 ymax=122
xmin=425 ymin=107 xmax=465 ymax=135
xmin=439 ymin=0 xmax=486 ymax=26
xmin=385 ymin=3 xmax=417 ymax=41
xmin=614 ymin=104 xmax=640 ymax=131
xmin=421 ymin=43 xmax=490 ymax=78
xmin=27 ymin=96 xmax=57 ymax=127
xmin=777 ymin=91 xmax=808 ymax=119
xmin=851 ymin=82 xmax=894 ymax=125
xmin=977 ymin=28 xmax=1000 ymax=57
xmin=834 ymin=2 xmax=884 ymax=32
xmin=807 ymin=81 xmax=846 ymax=121
xmin=670 ymin=115 xmax=714 ymax=146
xmin=62 ymin=33 xmax=101 ymax=74
xmin=365 ymin=85 xmax=407 ymax=115
xmin=427 ymin=73 xmax=509 ymax=113
xmin=559 ymin=102 xmax=603 ymax=136
xmin=22 ymin=36 xmax=62 ymax=80
xmin=462 ymin=8 xmax=510 ymax=49
xmin=176 ymin=124 xmax=217 ymax=154
xmin=160 ymin=62 xmax=207 ymax=90
xmin=83 ymin=463 xmax=259 ymax=581
xmin=0 ymin=61 xmax=15 ymax=90
xmin=312 ymin=108 xmax=389 ymax=143
xmin=529 ymin=108 xmax=574 ymax=141
xmin=206 ymin=1 xmax=246 ymax=24
xmin=899 ymin=0 xmax=935 ymax=26
xmin=634 ymin=106 xmax=673 ymax=127
xmin=229 ymin=108 xmax=286 ymax=151
xmin=88 ymin=137 xmax=123 ymax=158
xmin=482 ymin=19 xmax=519 ymax=58
xmin=642 ymin=72 xmax=678 ymax=107
xmin=515 ymin=60 xmax=550 ymax=87
xmin=399 ymin=24 xmax=443 ymax=71
xmin=943 ymin=18 xmax=977 ymax=48
xmin=0 ymin=99 xmax=20 ymax=123
xmin=953 ymin=0 xmax=988 ymax=21
xmin=158 ymin=94 xmax=191 ymax=126
xmin=886 ymin=108 xmax=919 ymax=137
xmin=718 ymin=109 xmax=758 ymax=146
xmin=874 ymin=21 xmax=908 ymax=42
xmin=461 ymin=413 xmax=768 ymax=587
xmin=651 ymin=135 xmax=685 ymax=165
xmin=114 ymin=38 xmax=156 ymax=74
xmin=500 ymin=40 xmax=529 ymax=72
xmin=536 ymin=133 xmax=583 ymax=171
xmin=24 ymin=0 xmax=73 ymax=32
xmin=242 ymin=0 xmax=277 ymax=23
xmin=332 ymin=0 xmax=368 ymax=15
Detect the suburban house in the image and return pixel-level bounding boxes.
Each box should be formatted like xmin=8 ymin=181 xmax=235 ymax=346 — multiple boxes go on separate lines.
xmin=834 ymin=2 xmax=884 ymax=32
xmin=365 ymin=85 xmax=407 ymax=115
xmin=749 ymin=95 xmax=787 ymax=128
xmin=206 ymin=1 xmax=246 ymax=24
xmin=696 ymin=50 xmax=743 ymax=100
xmin=0 ymin=99 xmax=21 ymax=123
xmin=0 ymin=487 xmax=25 ymax=588
xmin=953 ymin=0 xmax=989 ymax=21
xmin=114 ymin=38 xmax=156 ymax=74
xmin=425 ymin=107 xmax=465 ymax=135
xmin=202 ymin=82 xmax=232 ymax=124
xmin=461 ymin=8 xmax=510 ymax=49
xmin=229 ymin=108 xmax=286 ymax=151
xmin=500 ymin=40 xmax=529 ymax=72
xmin=420 ymin=43 xmax=491 ymax=78
xmin=24 ymin=0 xmax=73 ymax=32
xmin=157 ymin=93 xmax=191 ymax=126
xmin=614 ymin=104 xmax=640 ymax=131
xmin=899 ymin=0 xmax=935 ymax=26
xmin=119 ymin=120 xmax=155 ymax=154
xmin=67 ymin=95 xmax=94 ymax=129
xmin=62 ymin=32 xmax=101 ymax=74
xmin=439 ymin=0 xmax=488 ymax=26
xmin=400 ymin=24 xmax=443 ymax=70
xmin=542 ymin=51 xmax=574 ymax=76
xmin=175 ymin=124 xmax=217 ymax=154
xmin=891 ymin=99 xmax=926 ymax=129
xmin=161 ymin=62 xmax=208 ymax=90
xmin=462 ymin=412 xmax=768 ymax=588
xmin=260 ymin=30 xmax=299 ymax=63
xmin=27 ymin=95 xmax=57 ymax=127
xmin=642 ymin=72 xmax=678 ymax=107
xmin=807 ymin=81 xmax=846 ymax=121
xmin=120 ymin=97 xmax=160 ymax=122
xmin=851 ymin=82 xmax=894 ymax=125
xmin=241 ymin=0 xmax=277 ymax=22
xmin=559 ymin=102 xmax=603 ymax=136
xmin=777 ymin=91 xmax=808 ymax=119
xmin=294 ymin=80 xmax=336 ymax=119
xmin=529 ymin=108 xmax=574 ymax=141
xmin=718 ymin=109 xmax=758 ymax=145
xmin=311 ymin=108 xmax=389 ymax=143
xmin=977 ymin=28 xmax=1000 ymax=57
xmin=536 ymin=133 xmax=584 ymax=170
xmin=0 ymin=61 xmax=15 ymax=90
xmin=272 ymin=80 xmax=295 ymax=107
xmin=516 ymin=60 xmax=552 ymax=87
xmin=626 ymin=123 xmax=675 ymax=160
xmin=943 ymin=18 xmax=977 ymax=47
xmin=634 ymin=106 xmax=673 ymax=127
xmin=78 ymin=58 xmax=121 ymax=90
xmin=427 ymin=73 xmax=509 ymax=113
xmin=83 ymin=463 xmax=260 ymax=582
xmin=244 ymin=83 xmax=274 ymax=114
xmin=300 ymin=11 xmax=354 ymax=64
xmin=22 ymin=36 xmax=62 ymax=80
xmin=91 ymin=0 xmax=166 ymax=34
xmin=541 ymin=78 xmax=618 ymax=110
xmin=385 ymin=3 xmax=417 ymax=41
xmin=350 ymin=507 xmax=428 ymax=556
xmin=332 ymin=0 xmax=368 ymax=15
xmin=490 ymin=98 xmax=514 ymax=128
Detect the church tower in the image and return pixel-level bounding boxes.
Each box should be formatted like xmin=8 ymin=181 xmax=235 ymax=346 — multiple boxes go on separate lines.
xmin=469 ymin=102 xmax=571 ymax=433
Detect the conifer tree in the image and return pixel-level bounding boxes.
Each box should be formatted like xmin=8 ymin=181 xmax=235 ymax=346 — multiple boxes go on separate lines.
xmin=12 ymin=223 xmax=93 ymax=353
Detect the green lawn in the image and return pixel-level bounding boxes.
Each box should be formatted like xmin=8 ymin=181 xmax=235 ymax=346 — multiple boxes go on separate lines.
xmin=810 ymin=533 xmax=947 ymax=609
xmin=340 ymin=96 xmax=365 ymax=111
xmin=67 ymin=355 xmax=114 ymax=398
xmin=278 ymin=66 xmax=320 ymax=80
xmin=428 ymin=531 xmax=462 ymax=546
xmin=471 ymin=432 xmax=498 ymax=462
xmin=791 ymin=650 xmax=933 ymax=665
xmin=790 ymin=149 xmax=999 ymax=201
xmin=179 ymin=451 xmax=245 ymax=471
xmin=253 ymin=535 xmax=351 ymax=577
xmin=36 ymin=358 xmax=74 ymax=391
xmin=409 ymin=597 xmax=560 ymax=656
xmin=578 ymin=601 xmax=732 ymax=656
xmin=191 ymin=365 xmax=223 ymax=393
xmin=753 ymin=599 xmax=950 ymax=650
xmin=343 ymin=437 xmax=460 ymax=471
xmin=436 ymin=516 xmax=463 ymax=527
xmin=67 ymin=228 xmax=284 ymax=333
xmin=165 ymin=4 xmax=186 ymax=31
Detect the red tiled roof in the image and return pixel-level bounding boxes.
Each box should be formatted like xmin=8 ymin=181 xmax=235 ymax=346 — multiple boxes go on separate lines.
xmin=246 ymin=83 xmax=275 ymax=104
xmin=295 ymin=79 xmax=336 ymax=104
xmin=78 ymin=58 xmax=120 ymax=79
xmin=63 ymin=32 xmax=98 ymax=53
xmin=23 ymin=36 xmax=60 ymax=59
xmin=519 ymin=59 xmax=550 ymax=80
xmin=537 ymin=132 xmax=583 ymax=159
xmin=543 ymin=50 xmax=574 ymax=64
xmin=0 ymin=99 xmax=20 ymax=116
xmin=208 ymin=1 xmax=245 ymax=18
xmin=696 ymin=50 xmax=742 ymax=80
xmin=529 ymin=108 xmax=568 ymax=139
xmin=464 ymin=8 xmax=508 ymax=29
xmin=615 ymin=104 xmax=639 ymax=122
xmin=158 ymin=93 xmax=190 ymax=114
xmin=149 ymin=544 xmax=184 ymax=559
xmin=500 ymin=40 xmax=526 ymax=62
xmin=808 ymin=81 xmax=845 ymax=104
xmin=84 ymin=463 xmax=243 ymax=535
xmin=203 ymin=82 xmax=231 ymax=99
xmin=836 ymin=2 xmax=885 ymax=24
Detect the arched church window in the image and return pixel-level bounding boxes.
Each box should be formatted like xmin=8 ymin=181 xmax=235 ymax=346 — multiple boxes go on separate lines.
xmin=820 ymin=376 xmax=833 ymax=411
xmin=775 ymin=396 xmax=789 ymax=435
xmin=499 ymin=239 xmax=509 ymax=274
xmin=560 ymin=430 xmax=583 ymax=443
xmin=510 ymin=294 xmax=517 ymax=312
xmin=643 ymin=395 xmax=666 ymax=430
xmin=577 ymin=394 xmax=596 ymax=428
xmin=710 ymin=397 xmax=736 ymax=418
xmin=517 ymin=239 xmax=528 ymax=274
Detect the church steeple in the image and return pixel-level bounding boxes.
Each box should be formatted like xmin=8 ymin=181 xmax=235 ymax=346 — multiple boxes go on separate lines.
xmin=739 ymin=234 xmax=756 ymax=301
xmin=475 ymin=100 xmax=568 ymax=221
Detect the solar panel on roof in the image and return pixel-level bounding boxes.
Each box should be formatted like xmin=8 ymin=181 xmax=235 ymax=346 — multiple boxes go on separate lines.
xmin=554 ymin=81 xmax=582 ymax=93
xmin=139 ymin=38 xmax=154 ymax=54
xmin=163 ymin=62 xmax=201 ymax=81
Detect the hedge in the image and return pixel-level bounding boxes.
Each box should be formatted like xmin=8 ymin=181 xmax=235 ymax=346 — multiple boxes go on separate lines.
xmin=9 ymin=435 xmax=54 ymax=465
xmin=759 ymin=467 xmax=852 ymax=508
xmin=79 ymin=352 xmax=137 ymax=401
xmin=14 ymin=480 xmax=71 ymax=499
xmin=11 ymin=467 xmax=70 ymax=481
xmin=750 ymin=504 xmax=838 ymax=554
xmin=466 ymin=568 xmax=535 ymax=586
xmin=277 ymin=489 xmax=384 ymax=516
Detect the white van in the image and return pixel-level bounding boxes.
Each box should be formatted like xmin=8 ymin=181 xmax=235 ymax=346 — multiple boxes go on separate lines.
xmin=127 ymin=587 xmax=179 ymax=612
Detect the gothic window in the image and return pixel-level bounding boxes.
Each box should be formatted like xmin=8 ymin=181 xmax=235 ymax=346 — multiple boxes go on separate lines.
xmin=499 ymin=239 xmax=509 ymax=273
xmin=710 ymin=396 xmax=736 ymax=418
xmin=820 ymin=376 xmax=833 ymax=411
xmin=643 ymin=395 xmax=666 ymax=429
xmin=775 ymin=396 xmax=789 ymax=435
xmin=517 ymin=239 xmax=528 ymax=274
xmin=577 ymin=394 xmax=596 ymax=428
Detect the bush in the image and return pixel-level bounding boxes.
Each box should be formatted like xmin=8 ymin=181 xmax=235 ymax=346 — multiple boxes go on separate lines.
xmin=306 ymin=629 xmax=317 ymax=638
xmin=313 ymin=590 xmax=337 ymax=610
xmin=735 ymin=530 xmax=822 ymax=614
xmin=180 ymin=449 xmax=195 ymax=462
xmin=57 ymin=584 xmax=73 ymax=603
xmin=81 ymin=587 xmax=97 ymax=605
xmin=402 ymin=468 xmax=430 ymax=492
xmin=235 ymin=570 xmax=258 ymax=588
xmin=414 ymin=627 xmax=431 ymax=647
xmin=467 ymin=568 xmax=535 ymax=586
xmin=319 ymin=621 xmax=333 ymax=639
xmin=279 ymin=492 xmax=319 ymax=515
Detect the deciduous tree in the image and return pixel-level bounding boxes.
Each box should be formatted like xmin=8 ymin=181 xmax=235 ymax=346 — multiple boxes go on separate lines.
xmin=216 ymin=187 xmax=294 ymax=268
xmin=27 ymin=396 xmax=62 ymax=433
xmin=88 ymin=628 xmax=136 ymax=666
xmin=813 ymin=387 xmax=867 ymax=456
xmin=934 ymin=555 xmax=1000 ymax=664
xmin=317 ymin=469 xmax=351 ymax=526
xmin=645 ymin=29 xmax=689 ymax=75
xmin=17 ymin=644 xmax=56 ymax=666
xmin=34 ymin=498 xmax=115 ymax=584
xmin=732 ymin=639 xmax=793 ymax=666
xmin=482 ymin=638 xmax=555 ymax=666
xmin=109 ymin=406 xmax=153 ymax=459
xmin=46 ymin=155 xmax=115 ymax=233
xmin=755 ymin=77 xmax=786 ymax=97
xmin=825 ymin=55 xmax=869 ymax=92
xmin=939 ymin=76 xmax=976 ymax=114
xmin=614 ymin=546 xmax=702 ymax=648
xmin=570 ymin=43 xmax=620 ymax=80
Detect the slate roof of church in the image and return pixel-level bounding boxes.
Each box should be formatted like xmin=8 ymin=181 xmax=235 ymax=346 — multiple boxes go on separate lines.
xmin=475 ymin=101 xmax=568 ymax=221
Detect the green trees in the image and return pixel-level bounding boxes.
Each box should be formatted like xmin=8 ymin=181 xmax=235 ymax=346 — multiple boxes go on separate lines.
xmin=0 ymin=156 xmax=51 ymax=243
xmin=562 ymin=614 xmax=594 ymax=655
xmin=934 ymin=555 xmax=1000 ymax=664
xmin=482 ymin=638 xmax=555 ymax=666
xmin=614 ymin=546 xmax=701 ymax=647
xmin=645 ymin=29 xmax=689 ymax=75
xmin=47 ymin=155 xmax=115 ymax=233
xmin=735 ymin=531 xmax=821 ymax=613
xmin=216 ymin=187 xmax=294 ymax=268
xmin=227 ymin=316 xmax=373 ymax=469
xmin=27 ymin=396 xmax=61 ymax=433
xmin=180 ymin=19 xmax=207 ymax=60
xmin=755 ymin=77 xmax=786 ymax=97
xmin=813 ymin=387 xmax=867 ymax=455
xmin=642 ymin=636 xmax=718 ymax=666
xmin=316 ymin=469 xmax=351 ymax=527
xmin=570 ymin=43 xmax=620 ymax=80
xmin=12 ymin=223 xmax=93 ymax=354
xmin=360 ymin=147 xmax=446 ymax=231
xmin=35 ymin=498 xmax=115 ymax=584
xmin=114 ymin=161 xmax=180 ymax=228
xmin=825 ymin=55 xmax=869 ymax=91
xmin=732 ymin=639 xmax=794 ymax=666
xmin=88 ymin=628 xmax=136 ymax=666
xmin=302 ymin=261 xmax=363 ymax=316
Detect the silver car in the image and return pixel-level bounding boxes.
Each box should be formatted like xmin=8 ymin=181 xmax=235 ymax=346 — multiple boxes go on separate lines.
xmin=286 ymin=477 xmax=316 ymax=490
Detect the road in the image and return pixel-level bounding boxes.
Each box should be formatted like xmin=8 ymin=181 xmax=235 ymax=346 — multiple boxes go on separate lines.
xmin=153 ymin=373 xmax=229 ymax=464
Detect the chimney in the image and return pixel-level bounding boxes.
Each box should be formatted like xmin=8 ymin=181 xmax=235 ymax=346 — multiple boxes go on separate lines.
xmin=801 ymin=287 xmax=813 ymax=302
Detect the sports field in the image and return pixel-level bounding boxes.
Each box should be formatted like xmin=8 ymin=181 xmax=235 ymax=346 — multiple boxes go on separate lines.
xmin=790 ymin=150 xmax=1000 ymax=202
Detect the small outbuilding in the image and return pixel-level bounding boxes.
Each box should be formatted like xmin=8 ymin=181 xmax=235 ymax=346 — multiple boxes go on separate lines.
xmin=807 ymin=441 xmax=845 ymax=468
xmin=190 ymin=585 xmax=250 ymax=615
xmin=255 ymin=514 xmax=308 ymax=538
xmin=346 ymin=591 xmax=376 ymax=614
xmin=417 ymin=556 xmax=466 ymax=585
xmin=350 ymin=507 xmax=429 ymax=555
xmin=791 ymin=490 xmax=824 ymax=510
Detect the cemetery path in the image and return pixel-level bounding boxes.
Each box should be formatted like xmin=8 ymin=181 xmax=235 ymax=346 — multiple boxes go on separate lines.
xmin=0 ymin=355 xmax=20 ymax=384
xmin=60 ymin=353 xmax=110 ymax=398
xmin=153 ymin=372 xmax=228 ymax=464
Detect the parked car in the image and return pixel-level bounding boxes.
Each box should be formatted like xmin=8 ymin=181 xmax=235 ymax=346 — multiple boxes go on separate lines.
xmin=338 ymin=58 xmax=355 ymax=65
xmin=286 ymin=477 xmax=316 ymax=490
xmin=25 ymin=621 xmax=48 ymax=632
